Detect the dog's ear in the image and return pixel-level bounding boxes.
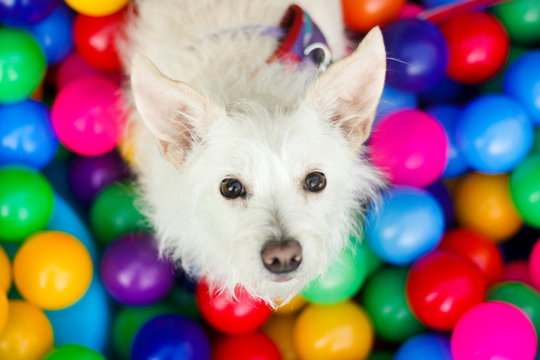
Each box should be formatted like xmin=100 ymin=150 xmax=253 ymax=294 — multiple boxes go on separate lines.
xmin=130 ymin=54 xmax=221 ymax=167
xmin=305 ymin=27 xmax=386 ymax=152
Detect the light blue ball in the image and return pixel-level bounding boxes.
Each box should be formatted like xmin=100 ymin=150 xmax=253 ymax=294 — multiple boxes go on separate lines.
xmin=366 ymin=187 xmax=444 ymax=265
xmin=375 ymin=84 xmax=417 ymax=123
xmin=395 ymin=333 xmax=453 ymax=360
xmin=455 ymin=94 xmax=533 ymax=174
xmin=504 ymin=50 xmax=540 ymax=126
xmin=426 ymin=104 xmax=469 ymax=178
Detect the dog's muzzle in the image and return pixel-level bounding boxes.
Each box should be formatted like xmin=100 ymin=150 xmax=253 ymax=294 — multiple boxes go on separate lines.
xmin=261 ymin=238 xmax=302 ymax=274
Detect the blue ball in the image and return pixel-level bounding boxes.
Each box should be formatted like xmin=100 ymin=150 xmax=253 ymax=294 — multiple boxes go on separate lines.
xmin=419 ymin=75 xmax=468 ymax=104
xmin=383 ymin=19 xmax=449 ymax=92
xmin=375 ymin=84 xmax=418 ymax=123
xmin=0 ymin=0 xmax=59 ymax=25
xmin=0 ymin=99 xmax=59 ymax=169
xmin=426 ymin=104 xmax=469 ymax=178
xmin=28 ymin=3 xmax=74 ymax=65
xmin=395 ymin=333 xmax=453 ymax=360
xmin=425 ymin=180 xmax=454 ymax=229
xmin=504 ymin=50 xmax=540 ymax=126
xmin=421 ymin=0 xmax=461 ymax=9
xmin=455 ymin=94 xmax=533 ymax=174
xmin=366 ymin=186 xmax=445 ymax=265
xmin=132 ymin=314 xmax=211 ymax=360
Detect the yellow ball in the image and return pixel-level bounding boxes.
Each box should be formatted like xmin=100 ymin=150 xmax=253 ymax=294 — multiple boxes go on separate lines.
xmin=294 ymin=301 xmax=374 ymax=360
xmin=275 ymin=294 xmax=307 ymax=315
xmin=0 ymin=300 xmax=53 ymax=360
xmin=454 ymin=172 xmax=522 ymax=242
xmin=119 ymin=122 xmax=138 ymax=170
xmin=262 ymin=314 xmax=298 ymax=360
xmin=0 ymin=245 xmax=11 ymax=293
xmin=13 ymin=231 xmax=93 ymax=310
xmin=0 ymin=291 xmax=7 ymax=334
xmin=64 ymin=0 xmax=129 ymax=16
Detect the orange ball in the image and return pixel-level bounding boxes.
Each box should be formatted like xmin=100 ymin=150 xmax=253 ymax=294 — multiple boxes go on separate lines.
xmin=275 ymin=294 xmax=307 ymax=316
xmin=262 ymin=315 xmax=298 ymax=360
xmin=454 ymin=173 xmax=522 ymax=242
xmin=342 ymin=0 xmax=406 ymax=33
xmin=0 ymin=300 xmax=53 ymax=360
xmin=294 ymin=301 xmax=373 ymax=360
xmin=13 ymin=231 xmax=93 ymax=310
xmin=0 ymin=245 xmax=11 ymax=293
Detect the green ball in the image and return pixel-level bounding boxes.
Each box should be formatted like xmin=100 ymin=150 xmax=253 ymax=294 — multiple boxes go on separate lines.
xmin=487 ymin=281 xmax=540 ymax=343
xmin=532 ymin=127 xmax=540 ymax=155
xmin=90 ymin=182 xmax=150 ymax=245
xmin=362 ymin=267 xmax=425 ymax=343
xmin=367 ymin=351 xmax=394 ymax=360
xmin=169 ymin=285 xmax=201 ymax=320
xmin=0 ymin=28 xmax=46 ymax=104
xmin=510 ymin=155 xmax=540 ymax=228
xmin=492 ymin=0 xmax=540 ymax=45
xmin=351 ymin=235 xmax=383 ymax=277
xmin=112 ymin=303 xmax=178 ymax=359
xmin=301 ymin=242 xmax=370 ymax=304
xmin=43 ymin=344 xmax=105 ymax=360
xmin=0 ymin=166 xmax=54 ymax=242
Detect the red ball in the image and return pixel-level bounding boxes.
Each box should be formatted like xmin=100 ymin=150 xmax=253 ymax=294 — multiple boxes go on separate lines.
xmin=438 ymin=228 xmax=504 ymax=285
xmin=195 ymin=281 xmax=272 ymax=335
xmin=73 ymin=8 xmax=127 ymax=71
xmin=441 ymin=12 xmax=509 ymax=84
xmin=406 ymin=250 xmax=486 ymax=331
xmin=212 ymin=332 xmax=281 ymax=360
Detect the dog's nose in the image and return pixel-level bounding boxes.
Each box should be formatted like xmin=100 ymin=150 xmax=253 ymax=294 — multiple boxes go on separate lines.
xmin=261 ymin=239 xmax=302 ymax=274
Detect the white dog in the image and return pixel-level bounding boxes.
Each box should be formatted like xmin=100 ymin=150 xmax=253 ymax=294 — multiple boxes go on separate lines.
xmin=119 ymin=0 xmax=386 ymax=305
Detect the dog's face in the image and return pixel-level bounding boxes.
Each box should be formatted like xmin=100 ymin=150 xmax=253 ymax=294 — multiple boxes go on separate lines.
xmin=130 ymin=28 xmax=386 ymax=303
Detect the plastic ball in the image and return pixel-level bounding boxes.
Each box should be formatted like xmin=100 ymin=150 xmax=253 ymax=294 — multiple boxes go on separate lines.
xmin=419 ymin=74 xmax=467 ymax=104
xmin=375 ymin=84 xmax=418 ymax=123
xmin=533 ymin=127 xmax=540 ymax=155
xmin=426 ymin=104 xmax=469 ymax=178
xmin=0 ymin=300 xmax=54 ymax=360
xmin=0 ymin=0 xmax=58 ymax=25
xmin=43 ymin=345 xmax=105 ymax=360
xmin=441 ymin=12 xmax=509 ymax=84
xmin=51 ymin=76 xmax=127 ymax=156
xmin=69 ymin=151 xmax=128 ymax=206
xmin=362 ymin=266 xmax=424 ymax=342
xmin=492 ymin=0 xmax=540 ymax=45
xmin=425 ymin=180 xmax=455 ymax=228
xmin=383 ymin=19 xmax=448 ymax=92
xmin=294 ymin=301 xmax=373 ymax=360
xmin=397 ymin=3 xmax=423 ymax=19
xmin=0 ymin=27 xmax=46 ymax=104
xmin=213 ymin=332 xmax=281 ymax=360
xmin=0 ymin=166 xmax=54 ymax=242
xmin=503 ymin=260 xmax=533 ymax=285
xmin=510 ymin=155 xmax=540 ymax=228
xmin=301 ymin=243 xmax=370 ymax=304
xmin=342 ymin=0 xmax=405 ymax=33
xmin=0 ymin=291 xmax=7 ymax=334
xmin=504 ymin=50 xmax=540 ymax=125
xmin=406 ymin=250 xmax=486 ymax=330
xmin=439 ymin=228 xmax=504 ymax=285
xmin=365 ymin=186 xmax=445 ymax=265
xmin=0 ymin=100 xmax=59 ymax=169
xmin=0 ymin=246 xmax=11 ymax=293
xmin=274 ymin=294 xmax=306 ymax=316
xmin=394 ymin=333 xmax=453 ymax=360
xmin=64 ymin=0 xmax=129 ymax=17
xmin=27 ymin=4 xmax=74 ymax=65
xmin=90 ymin=182 xmax=149 ymax=245
xmin=531 ymin=238 xmax=540 ymax=290
xmin=73 ymin=9 xmax=126 ymax=71
xmin=100 ymin=233 xmax=174 ymax=305
xmin=56 ymin=52 xmax=120 ymax=90
xmin=261 ymin=315 xmax=298 ymax=359
xmin=195 ymin=280 xmax=272 ymax=334
xmin=131 ymin=314 xmax=211 ymax=360
xmin=370 ymin=109 xmax=448 ymax=187
xmin=451 ymin=301 xmax=537 ymax=360
xmin=112 ymin=303 xmax=178 ymax=359
xmin=455 ymin=94 xmax=533 ymax=173
xmin=454 ymin=172 xmax=523 ymax=242
xmin=13 ymin=230 xmax=93 ymax=310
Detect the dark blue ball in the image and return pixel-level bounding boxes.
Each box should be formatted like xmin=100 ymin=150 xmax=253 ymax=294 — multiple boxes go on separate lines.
xmin=395 ymin=333 xmax=453 ymax=360
xmin=0 ymin=0 xmax=59 ymax=25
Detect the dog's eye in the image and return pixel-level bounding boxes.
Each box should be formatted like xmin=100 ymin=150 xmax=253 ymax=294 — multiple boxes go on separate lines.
xmin=220 ymin=178 xmax=246 ymax=199
xmin=304 ymin=172 xmax=326 ymax=192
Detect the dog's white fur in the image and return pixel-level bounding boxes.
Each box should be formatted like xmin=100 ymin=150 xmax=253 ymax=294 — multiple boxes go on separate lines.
xmin=119 ymin=0 xmax=386 ymax=304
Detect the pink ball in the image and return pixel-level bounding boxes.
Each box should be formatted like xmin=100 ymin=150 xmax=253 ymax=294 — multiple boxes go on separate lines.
xmin=451 ymin=301 xmax=537 ymax=360
xmin=502 ymin=260 xmax=533 ymax=286
xmin=398 ymin=3 xmax=424 ymax=19
xmin=369 ymin=109 xmax=448 ymax=187
xmin=530 ymin=238 xmax=540 ymax=291
xmin=51 ymin=76 xmax=127 ymax=156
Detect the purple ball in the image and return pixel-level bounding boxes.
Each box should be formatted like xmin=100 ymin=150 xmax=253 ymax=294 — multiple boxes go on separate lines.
xmin=69 ymin=150 xmax=128 ymax=206
xmin=101 ymin=233 xmax=175 ymax=305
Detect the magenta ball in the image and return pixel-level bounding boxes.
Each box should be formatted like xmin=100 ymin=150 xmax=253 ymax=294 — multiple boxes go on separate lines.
xmin=451 ymin=301 xmax=537 ymax=360
xmin=530 ymin=238 xmax=540 ymax=291
xmin=369 ymin=109 xmax=448 ymax=188
xmin=100 ymin=233 xmax=175 ymax=305
xmin=51 ymin=76 xmax=127 ymax=156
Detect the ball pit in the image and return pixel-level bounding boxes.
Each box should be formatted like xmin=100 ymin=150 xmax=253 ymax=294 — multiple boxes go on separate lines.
xmin=0 ymin=1 xmax=539 ymax=359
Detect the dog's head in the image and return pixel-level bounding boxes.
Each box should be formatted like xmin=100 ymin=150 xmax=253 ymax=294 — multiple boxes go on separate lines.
xmin=129 ymin=28 xmax=386 ymax=304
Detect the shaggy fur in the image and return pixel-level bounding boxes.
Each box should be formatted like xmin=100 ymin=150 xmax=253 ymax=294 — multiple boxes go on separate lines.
xmin=119 ymin=0 xmax=386 ymax=305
